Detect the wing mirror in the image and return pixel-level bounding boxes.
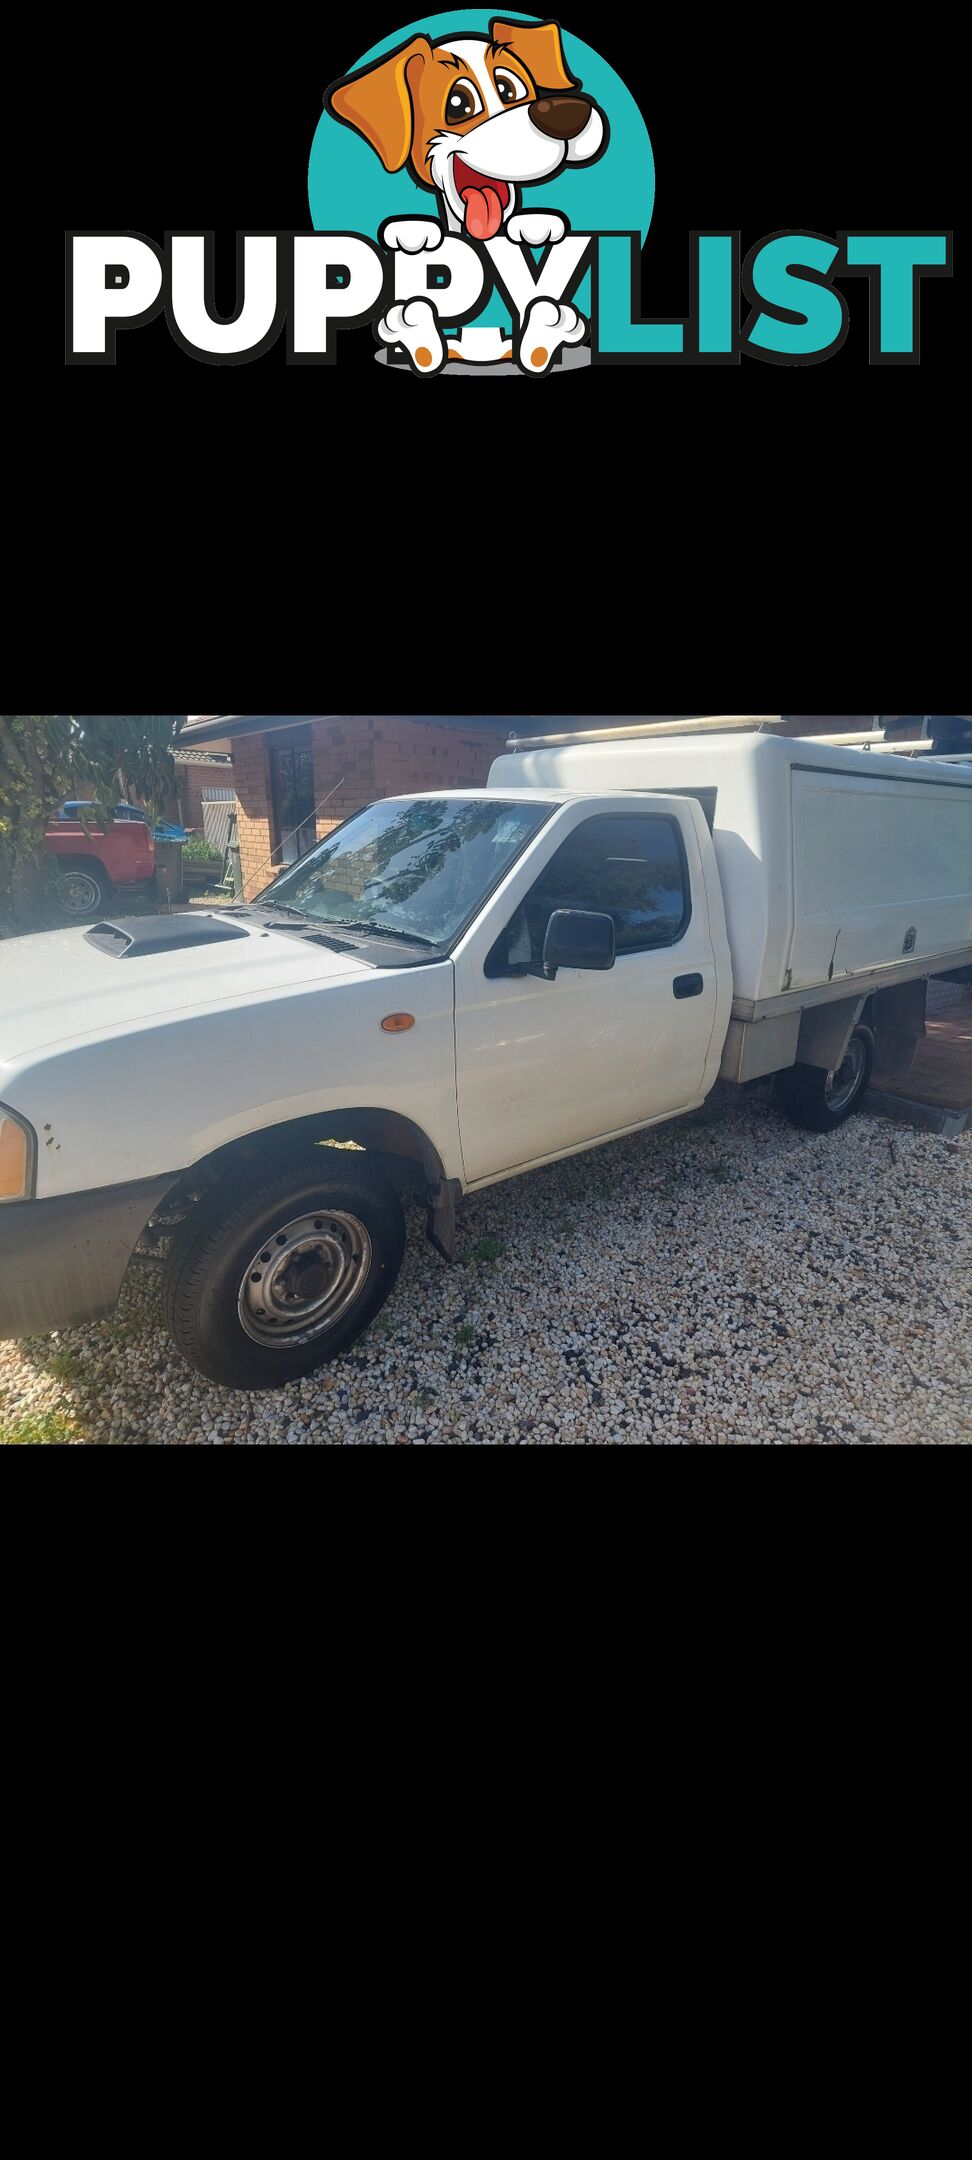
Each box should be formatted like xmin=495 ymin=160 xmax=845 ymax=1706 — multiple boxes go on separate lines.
xmin=541 ymin=909 xmax=617 ymax=979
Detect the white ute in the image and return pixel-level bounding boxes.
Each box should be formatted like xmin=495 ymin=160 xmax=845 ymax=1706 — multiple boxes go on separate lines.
xmin=2 ymin=717 xmax=970 ymax=1389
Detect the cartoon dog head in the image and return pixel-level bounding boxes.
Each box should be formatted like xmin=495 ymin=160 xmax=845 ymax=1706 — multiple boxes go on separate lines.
xmin=325 ymin=18 xmax=608 ymax=239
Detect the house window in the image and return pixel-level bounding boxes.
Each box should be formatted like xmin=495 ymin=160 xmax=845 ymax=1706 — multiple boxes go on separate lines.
xmin=269 ymin=729 xmax=317 ymax=865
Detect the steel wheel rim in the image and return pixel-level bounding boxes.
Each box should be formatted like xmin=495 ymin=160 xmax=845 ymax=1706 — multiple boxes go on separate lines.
xmin=825 ymin=1035 xmax=866 ymax=1111
xmin=59 ymin=871 xmax=100 ymax=916
xmin=238 ymin=1210 xmax=373 ymax=1348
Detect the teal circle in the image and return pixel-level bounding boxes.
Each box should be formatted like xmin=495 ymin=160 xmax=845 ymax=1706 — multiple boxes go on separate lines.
xmin=308 ymin=14 xmax=653 ymax=330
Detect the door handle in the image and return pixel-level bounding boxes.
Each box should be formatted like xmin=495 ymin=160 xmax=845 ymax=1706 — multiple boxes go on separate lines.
xmin=673 ymin=973 xmax=704 ymax=999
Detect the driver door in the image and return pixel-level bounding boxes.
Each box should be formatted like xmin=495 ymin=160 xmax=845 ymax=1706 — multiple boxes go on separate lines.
xmin=452 ymin=798 xmax=719 ymax=1184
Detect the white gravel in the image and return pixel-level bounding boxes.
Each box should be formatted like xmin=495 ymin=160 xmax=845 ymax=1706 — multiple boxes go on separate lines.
xmin=2 ymin=1087 xmax=970 ymax=1444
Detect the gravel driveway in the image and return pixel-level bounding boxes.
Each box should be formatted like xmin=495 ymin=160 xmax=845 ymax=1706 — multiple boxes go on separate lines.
xmin=2 ymin=1087 xmax=970 ymax=1443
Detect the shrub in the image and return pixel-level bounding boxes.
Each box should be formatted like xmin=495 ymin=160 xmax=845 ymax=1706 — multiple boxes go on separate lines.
xmin=182 ymin=834 xmax=224 ymax=865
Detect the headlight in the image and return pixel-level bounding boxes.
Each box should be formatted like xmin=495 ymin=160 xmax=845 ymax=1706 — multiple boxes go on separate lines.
xmin=0 ymin=1107 xmax=36 ymax=1203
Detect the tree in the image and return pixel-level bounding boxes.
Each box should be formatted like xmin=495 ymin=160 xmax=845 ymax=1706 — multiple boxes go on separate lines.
xmin=82 ymin=715 xmax=183 ymax=818
xmin=0 ymin=714 xmax=182 ymax=930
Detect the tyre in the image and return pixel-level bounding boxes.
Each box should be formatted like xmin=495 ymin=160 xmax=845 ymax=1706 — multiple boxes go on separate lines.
xmin=55 ymin=863 xmax=113 ymax=919
xmin=162 ymin=1157 xmax=407 ymax=1389
xmin=776 ymin=1025 xmax=874 ymax=1133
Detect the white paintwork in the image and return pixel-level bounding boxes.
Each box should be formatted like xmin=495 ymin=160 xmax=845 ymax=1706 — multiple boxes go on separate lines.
xmin=3 ymin=747 xmax=969 ymax=1227
xmin=0 ymin=914 xmax=462 ymax=1200
xmin=787 ymin=764 xmax=972 ymax=989
xmin=489 ymin=733 xmax=972 ymax=1004
xmin=452 ymin=794 xmax=730 ymax=1184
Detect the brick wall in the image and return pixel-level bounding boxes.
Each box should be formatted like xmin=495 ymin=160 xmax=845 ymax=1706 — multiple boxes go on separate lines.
xmin=182 ymin=765 xmax=203 ymax=828
xmin=233 ymin=733 xmax=275 ymax=895
xmin=180 ymin=763 xmax=218 ymax=829
xmin=312 ymin=718 xmax=378 ymax=842
xmin=231 ymin=718 xmax=511 ymax=896
xmin=372 ymin=716 xmax=509 ymax=797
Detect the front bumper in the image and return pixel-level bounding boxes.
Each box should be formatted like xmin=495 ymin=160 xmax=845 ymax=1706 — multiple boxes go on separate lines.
xmin=0 ymin=1176 xmax=176 ymax=1340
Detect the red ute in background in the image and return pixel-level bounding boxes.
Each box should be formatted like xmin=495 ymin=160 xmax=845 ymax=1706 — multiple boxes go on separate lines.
xmin=44 ymin=807 xmax=156 ymax=920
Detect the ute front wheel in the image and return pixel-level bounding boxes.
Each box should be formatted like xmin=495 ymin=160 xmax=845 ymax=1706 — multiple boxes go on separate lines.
xmin=162 ymin=1158 xmax=406 ymax=1389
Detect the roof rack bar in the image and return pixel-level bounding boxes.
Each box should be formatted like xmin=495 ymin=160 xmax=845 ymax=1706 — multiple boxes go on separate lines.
xmin=806 ymin=730 xmax=886 ymax=746
xmin=851 ymin=741 xmax=972 ymax=759
xmin=507 ymin=715 xmax=783 ymax=750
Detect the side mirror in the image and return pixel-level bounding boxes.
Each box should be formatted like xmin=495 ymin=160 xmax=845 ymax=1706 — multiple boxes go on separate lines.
xmin=541 ymin=909 xmax=617 ymax=979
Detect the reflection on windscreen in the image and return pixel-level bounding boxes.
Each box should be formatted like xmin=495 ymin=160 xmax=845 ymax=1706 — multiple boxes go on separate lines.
xmin=267 ymin=797 xmax=550 ymax=947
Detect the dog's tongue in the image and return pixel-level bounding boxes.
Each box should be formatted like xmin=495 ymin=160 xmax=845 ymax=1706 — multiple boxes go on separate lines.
xmin=454 ymin=157 xmax=509 ymax=241
xmin=461 ymin=185 xmax=504 ymax=241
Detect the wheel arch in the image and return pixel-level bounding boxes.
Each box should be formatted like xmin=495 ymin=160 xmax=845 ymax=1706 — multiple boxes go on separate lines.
xmin=124 ymin=1110 xmax=458 ymax=1303
xmin=172 ymin=1106 xmax=450 ymax=1203
xmin=55 ymin=853 xmax=112 ymax=882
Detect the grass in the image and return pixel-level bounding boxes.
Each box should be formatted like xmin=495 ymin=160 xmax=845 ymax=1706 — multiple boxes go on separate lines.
xmin=456 ymin=1323 xmax=476 ymax=1348
xmin=44 ymin=1349 xmax=82 ymax=1386
xmin=471 ymin=1235 xmax=506 ymax=1265
xmin=0 ymin=1407 xmax=78 ymax=1445
xmin=105 ymin=1313 xmax=144 ymax=1348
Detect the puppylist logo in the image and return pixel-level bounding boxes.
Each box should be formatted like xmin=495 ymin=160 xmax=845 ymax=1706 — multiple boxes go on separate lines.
xmin=65 ymin=12 xmax=953 ymax=372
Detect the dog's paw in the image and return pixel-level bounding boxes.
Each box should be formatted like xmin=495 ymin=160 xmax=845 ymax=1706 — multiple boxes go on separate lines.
xmin=506 ymin=211 xmax=568 ymax=248
xmin=517 ymin=297 xmax=587 ymax=375
xmin=380 ymin=217 xmax=444 ymax=253
xmin=377 ymin=299 xmax=445 ymax=375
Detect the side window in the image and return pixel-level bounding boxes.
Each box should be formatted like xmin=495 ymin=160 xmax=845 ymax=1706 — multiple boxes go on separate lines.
xmin=486 ymin=814 xmax=689 ymax=975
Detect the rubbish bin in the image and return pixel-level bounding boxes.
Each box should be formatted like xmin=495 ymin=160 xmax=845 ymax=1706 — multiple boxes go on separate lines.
xmin=154 ymin=838 xmax=185 ymax=902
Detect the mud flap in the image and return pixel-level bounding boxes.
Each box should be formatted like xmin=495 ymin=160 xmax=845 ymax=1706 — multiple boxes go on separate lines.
xmin=426 ymin=1178 xmax=461 ymax=1263
xmin=870 ymin=979 xmax=929 ymax=1083
xmin=796 ymin=997 xmax=867 ymax=1072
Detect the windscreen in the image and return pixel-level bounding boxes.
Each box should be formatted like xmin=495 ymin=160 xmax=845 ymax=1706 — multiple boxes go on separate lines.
xmin=266 ymin=796 xmax=552 ymax=948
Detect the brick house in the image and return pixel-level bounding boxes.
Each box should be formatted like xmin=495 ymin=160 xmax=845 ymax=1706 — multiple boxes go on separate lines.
xmin=179 ymin=715 xmax=515 ymax=895
xmin=177 ymin=714 xmax=972 ymax=897
xmin=171 ymin=733 xmax=235 ymax=832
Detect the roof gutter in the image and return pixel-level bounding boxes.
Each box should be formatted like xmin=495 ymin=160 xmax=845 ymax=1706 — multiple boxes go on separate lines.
xmin=179 ymin=715 xmax=331 ymax=745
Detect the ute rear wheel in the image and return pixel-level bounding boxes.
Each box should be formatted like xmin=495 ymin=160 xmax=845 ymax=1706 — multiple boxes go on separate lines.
xmin=776 ymin=1025 xmax=874 ymax=1133
xmin=56 ymin=864 xmax=113 ymax=919
xmin=162 ymin=1158 xmax=406 ymax=1389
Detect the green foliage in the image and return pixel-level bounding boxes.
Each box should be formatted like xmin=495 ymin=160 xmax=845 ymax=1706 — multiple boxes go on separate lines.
xmin=44 ymin=1349 xmax=83 ymax=1386
xmin=0 ymin=715 xmax=81 ymax=924
xmin=456 ymin=1323 xmax=476 ymax=1347
xmin=182 ymin=833 xmax=224 ymax=864
xmin=82 ymin=716 xmax=182 ymax=820
xmin=0 ymin=1406 xmax=78 ymax=1445
xmin=471 ymin=1235 xmax=506 ymax=1264
xmin=0 ymin=714 xmax=182 ymax=930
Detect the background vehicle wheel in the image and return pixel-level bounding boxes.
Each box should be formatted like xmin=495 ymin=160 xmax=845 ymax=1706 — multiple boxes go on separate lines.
xmin=55 ymin=864 xmax=113 ymax=919
xmin=162 ymin=1157 xmax=407 ymax=1389
xmin=776 ymin=1025 xmax=874 ymax=1133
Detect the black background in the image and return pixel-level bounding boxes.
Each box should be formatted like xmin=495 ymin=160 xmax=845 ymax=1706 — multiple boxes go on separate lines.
xmin=49 ymin=9 xmax=966 ymax=722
